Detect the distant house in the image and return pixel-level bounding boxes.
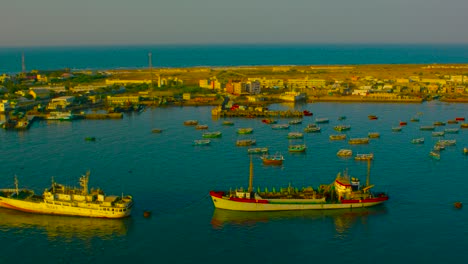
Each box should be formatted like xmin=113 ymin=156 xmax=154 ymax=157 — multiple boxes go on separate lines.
xmin=0 ymin=100 xmax=12 ymax=113
xmin=47 ymin=96 xmax=75 ymax=110
xmin=29 ymin=88 xmax=51 ymax=100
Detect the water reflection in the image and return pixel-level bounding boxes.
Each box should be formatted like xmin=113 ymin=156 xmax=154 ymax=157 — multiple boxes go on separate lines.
xmin=0 ymin=208 xmax=129 ymax=240
xmin=211 ymin=206 xmax=388 ymax=234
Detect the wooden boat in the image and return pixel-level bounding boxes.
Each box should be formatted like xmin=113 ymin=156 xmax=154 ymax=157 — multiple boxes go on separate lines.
xmin=289 ymin=119 xmax=303 ymax=125
xmin=368 ymin=115 xmax=378 ymax=120
xmin=368 ymin=132 xmax=380 ymax=138
xmin=222 ymin=120 xmax=234 ymax=126
xmin=236 ymin=139 xmax=256 ymax=146
xmin=84 ymin=137 xmax=96 ymax=141
xmin=304 ymin=126 xmax=321 ymax=133
xmin=237 ymin=128 xmax=254 ymax=134
xmin=348 ymin=138 xmax=370 ymax=145
xmin=420 ymin=126 xmax=435 ymax=131
xmin=303 ymin=110 xmax=313 ymax=116
xmin=209 ymin=159 xmax=389 ymax=211
xmin=399 ymin=121 xmax=407 ymax=126
xmin=151 ymin=128 xmax=163 ymax=133
xmin=338 ymin=116 xmax=346 ymax=120
xmin=315 ymin=118 xmax=329 ymax=124
xmin=260 ymin=153 xmax=284 ymax=165
xmin=355 ymin=153 xmax=374 ymax=161
xmin=262 ymin=119 xmax=277 ymax=124
xmin=271 ymin=124 xmax=290 ymax=130
xmin=410 ymin=117 xmax=420 ymax=122
xmin=438 ymin=139 xmax=456 ymax=146
xmin=455 ymin=117 xmax=465 ymax=121
xmin=287 ymin=132 xmax=304 ymax=139
xmin=429 ymin=150 xmax=441 ymax=160
xmin=337 ymin=149 xmax=353 ymax=157
xmin=447 ymin=120 xmax=459 ymax=124
xmin=411 ymin=138 xmax=424 ymax=144
xmin=334 ymin=125 xmax=351 ymax=131
xmin=184 ymin=120 xmax=198 ymax=126
xmin=461 ymin=123 xmax=468 ymax=128
xmin=247 ymin=147 xmax=269 ymax=154
xmin=433 ymin=121 xmax=446 ymax=126
xmin=288 ymin=144 xmax=307 ymax=153
xmin=463 ymin=147 xmax=468 ymax=155
xmin=433 ymin=144 xmax=445 ymax=151
xmin=444 ymin=128 xmax=459 ymax=134
xmin=329 ymin=134 xmax=347 ymax=140
xmin=392 ymin=126 xmax=402 ymax=132
xmin=432 ymin=131 xmax=445 ymax=137
xmin=195 ymin=124 xmax=209 ymax=130
xmin=202 ymin=131 xmax=222 ymax=138
xmin=193 ymin=139 xmax=211 ymax=146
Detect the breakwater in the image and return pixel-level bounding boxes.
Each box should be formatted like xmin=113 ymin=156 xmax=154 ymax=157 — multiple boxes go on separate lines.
xmin=213 ymin=109 xmax=303 ymax=118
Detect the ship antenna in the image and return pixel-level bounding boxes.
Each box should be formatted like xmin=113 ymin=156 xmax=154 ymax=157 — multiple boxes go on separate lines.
xmin=248 ymin=156 xmax=254 ymax=193
xmin=14 ymin=175 xmax=19 ymax=195
xmin=80 ymin=171 xmax=90 ymax=195
xmin=366 ymin=159 xmax=371 ymax=187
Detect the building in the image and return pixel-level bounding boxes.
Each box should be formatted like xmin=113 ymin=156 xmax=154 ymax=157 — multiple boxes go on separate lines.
xmin=29 ymin=88 xmax=51 ymax=99
xmin=47 ymin=96 xmax=75 ymax=110
xmin=287 ymin=77 xmax=326 ymax=89
xmin=244 ymin=81 xmax=261 ymax=95
xmin=106 ymin=95 xmax=140 ymax=105
xmin=105 ymin=79 xmax=151 ymax=85
xmin=0 ymin=100 xmax=12 ymax=113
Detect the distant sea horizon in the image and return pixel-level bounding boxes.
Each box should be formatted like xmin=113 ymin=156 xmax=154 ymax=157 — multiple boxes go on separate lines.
xmin=1 ymin=43 xmax=468 ymax=74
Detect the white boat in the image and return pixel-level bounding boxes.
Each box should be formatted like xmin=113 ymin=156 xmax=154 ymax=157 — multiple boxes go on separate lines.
xmin=0 ymin=172 xmax=133 ymax=218
xmin=355 ymin=153 xmax=374 ymax=161
xmin=337 ymin=149 xmax=353 ymax=157
xmin=46 ymin=111 xmax=75 ymax=121
xmin=279 ymin=91 xmax=306 ymax=102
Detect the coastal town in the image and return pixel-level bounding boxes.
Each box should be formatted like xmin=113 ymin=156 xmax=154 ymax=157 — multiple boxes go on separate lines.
xmin=1 ymin=63 xmax=468 ymax=129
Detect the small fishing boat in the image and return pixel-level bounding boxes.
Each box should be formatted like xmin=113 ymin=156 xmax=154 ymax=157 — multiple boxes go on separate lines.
xmin=237 ymin=128 xmax=254 ymax=134
xmin=399 ymin=121 xmax=407 ymax=126
xmin=303 ymin=110 xmax=313 ymax=116
xmin=368 ymin=115 xmax=378 ymax=120
xmin=368 ymin=132 xmax=380 ymax=138
xmin=262 ymin=119 xmax=277 ymax=124
xmin=410 ymin=117 xmax=420 ymax=122
xmin=411 ymin=138 xmax=425 ymax=144
xmin=202 ymin=131 xmax=222 ymax=138
xmin=444 ymin=128 xmax=459 ymax=134
xmin=287 ymin=132 xmax=304 ymax=139
xmin=195 ymin=124 xmax=209 ymax=130
xmin=348 ymin=138 xmax=370 ymax=145
xmin=289 ymin=119 xmax=303 ymax=125
xmin=184 ymin=120 xmax=198 ymax=126
xmin=463 ymin=147 xmax=468 ymax=155
xmin=433 ymin=144 xmax=445 ymax=151
xmin=432 ymin=131 xmax=445 ymax=137
xmin=461 ymin=123 xmax=468 ymax=128
xmin=222 ymin=120 xmax=234 ymax=126
xmin=447 ymin=120 xmax=459 ymax=124
xmin=193 ymin=139 xmax=211 ymax=146
xmin=429 ymin=150 xmax=441 ymax=160
xmin=334 ymin=125 xmax=351 ymax=131
xmin=329 ymin=134 xmax=347 ymax=140
xmin=271 ymin=124 xmax=290 ymax=130
xmin=247 ymin=147 xmax=269 ymax=154
xmin=338 ymin=116 xmax=346 ymax=120
xmin=151 ymin=128 xmax=163 ymax=133
xmin=84 ymin=137 xmax=96 ymax=141
xmin=355 ymin=153 xmax=374 ymax=161
xmin=433 ymin=121 xmax=446 ymax=126
xmin=420 ymin=126 xmax=435 ymax=131
xmin=455 ymin=117 xmax=465 ymax=121
xmin=236 ymin=139 xmax=256 ymax=146
xmin=336 ymin=149 xmax=353 ymax=157
xmin=315 ymin=118 xmax=329 ymax=124
xmin=260 ymin=153 xmax=284 ymax=165
xmin=392 ymin=126 xmax=402 ymax=132
xmin=304 ymin=126 xmax=321 ymax=133
xmin=288 ymin=144 xmax=307 ymax=153
xmin=438 ymin=139 xmax=456 ymax=146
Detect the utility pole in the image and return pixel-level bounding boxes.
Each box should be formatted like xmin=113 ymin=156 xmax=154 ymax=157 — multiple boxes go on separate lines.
xmin=148 ymin=52 xmax=153 ymax=89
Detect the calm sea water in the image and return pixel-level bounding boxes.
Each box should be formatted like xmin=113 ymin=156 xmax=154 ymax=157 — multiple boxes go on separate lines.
xmin=1 ymin=44 xmax=468 ymax=73
xmin=0 ymin=101 xmax=467 ymax=263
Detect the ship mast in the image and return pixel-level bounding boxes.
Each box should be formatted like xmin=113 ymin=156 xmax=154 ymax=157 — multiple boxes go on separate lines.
xmin=80 ymin=171 xmax=90 ymax=195
xmin=366 ymin=159 xmax=371 ymax=187
xmin=248 ymin=156 xmax=253 ymax=193
xmin=14 ymin=175 xmax=19 ymax=195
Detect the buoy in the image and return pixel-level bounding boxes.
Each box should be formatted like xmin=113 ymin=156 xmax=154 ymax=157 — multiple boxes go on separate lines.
xmin=454 ymin=202 xmax=462 ymax=209
xmin=143 ymin=211 xmax=152 ymax=218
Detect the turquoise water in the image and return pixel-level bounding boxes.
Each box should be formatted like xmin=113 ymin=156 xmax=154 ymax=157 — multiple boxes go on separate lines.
xmin=1 ymin=44 xmax=468 ymax=73
xmin=0 ymin=101 xmax=467 ymax=263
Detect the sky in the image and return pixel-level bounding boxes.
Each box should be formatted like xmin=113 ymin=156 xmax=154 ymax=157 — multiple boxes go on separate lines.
xmin=1 ymin=0 xmax=467 ymax=47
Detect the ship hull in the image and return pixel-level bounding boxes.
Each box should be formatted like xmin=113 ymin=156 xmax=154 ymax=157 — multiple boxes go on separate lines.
xmin=0 ymin=197 xmax=132 ymax=218
xmin=210 ymin=192 xmax=387 ymax=211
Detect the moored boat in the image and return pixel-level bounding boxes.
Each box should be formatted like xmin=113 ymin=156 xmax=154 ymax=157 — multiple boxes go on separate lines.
xmin=444 ymin=128 xmax=459 ymax=134
xmin=195 ymin=124 xmax=209 ymax=130
xmin=262 ymin=119 xmax=277 ymax=124
xmin=271 ymin=124 xmax=290 ymax=130
xmin=338 ymin=116 xmax=346 ymax=120
xmin=209 ymin=159 xmax=388 ymax=211
xmin=237 ymin=128 xmax=254 ymax=134
xmin=355 ymin=153 xmax=374 ymax=161
xmin=429 ymin=150 xmax=441 ymax=160
xmin=151 ymin=128 xmax=163 ymax=133
xmin=84 ymin=137 xmax=96 ymax=141
xmin=432 ymin=131 xmax=445 ymax=137
xmin=368 ymin=115 xmax=378 ymax=120
xmin=411 ymin=137 xmax=425 ymax=144
xmin=202 ymin=131 xmax=222 ymax=138
xmin=455 ymin=117 xmax=465 ymax=121
xmin=287 ymin=132 xmax=304 ymax=139
xmin=289 ymin=119 xmax=303 ymax=125
xmin=420 ymin=126 xmax=435 ymax=131
xmin=437 ymin=139 xmax=456 ymax=146
xmin=461 ymin=123 xmax=468 ymax=128
xmin=334 ymin=125 xmax=351 ymax=131
xmin=463 ymin=147 xmax=468 ymax=155
xmin=399 ymin=121 xmax=407 ymax=126
xmin=315 ymin=118 xmax=329 ymax=124
xmin=433 ymin=121 xmax=446 ymax=126
xmin=304 ymin=126 xmax=321 ymax=133
xmin=410 ymin=117 xmax=420 ymax=122
xmin=447 ymin=120 xmax=458 ymax=124
xmin=184 ymin=120 xmax=198 ymax=126
xmin=392 ymin=126 xmax=402 ymax=132
xmin=260 ymin=153 xmax=284 ymax=165
xmin=303 ymin=110 xmax=313 ymax=116
xmin=348 ymin=138 xmax=370 ymax=145
xmin=193 ymin=139 xmax=211 ymax=146
xmin=368 ymin=132 xmax=380 ymax=138
xmin=337 ymin=149 xmax=353 ymax=157
xmin=247 ymin=147 xmax=269 ymax=154
xmin=288 ymin=144 xmax=307 ymax=153
xmin=236 ymin=139 xmax=256 ymax=146
xmin=222 ymin=120 xmax=234 ymax=126
xmin=329 ymin=134 xmax=347 ymax=140
xmin=46 ymin=111 xmax=76 ymax=121
xmin=0 ymin=172 xmax=133 ymax=218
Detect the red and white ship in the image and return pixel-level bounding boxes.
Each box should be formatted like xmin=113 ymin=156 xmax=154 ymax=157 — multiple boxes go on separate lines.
xmin=210 ymin=159 xmax=388 ymax=211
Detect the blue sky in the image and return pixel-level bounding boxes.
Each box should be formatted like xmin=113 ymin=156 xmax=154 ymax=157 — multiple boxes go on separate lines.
xmin=1 ymin=0 xmax=467 ymax=46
